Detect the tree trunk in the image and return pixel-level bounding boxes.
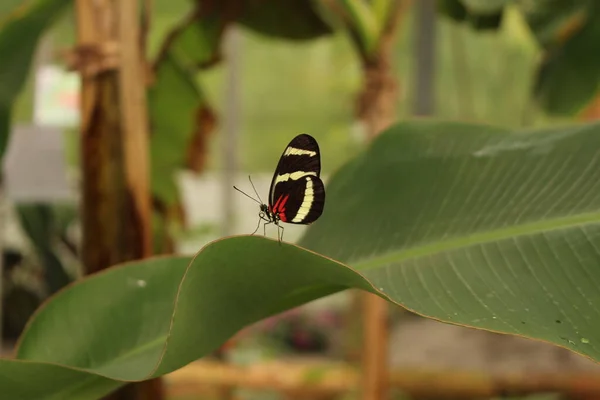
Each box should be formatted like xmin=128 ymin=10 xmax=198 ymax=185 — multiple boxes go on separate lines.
xmin=355 ymin=48 xmax=399 ymax=140
xmin=75 ymin=1 xmax=162 ymax=399
xmin=354 ymin=4 xmax=403 ymax=139
xmin=353 ymin=4 xmax=405 ymax=400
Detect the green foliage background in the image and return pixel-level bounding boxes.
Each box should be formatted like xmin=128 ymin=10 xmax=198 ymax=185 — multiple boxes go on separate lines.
xmin=6 ymin=0 xmax=562 ymax=178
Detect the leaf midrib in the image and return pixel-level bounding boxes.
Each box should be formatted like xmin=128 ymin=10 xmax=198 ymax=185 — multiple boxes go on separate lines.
xmin=354 ymin=211 xmax=600 ymax=271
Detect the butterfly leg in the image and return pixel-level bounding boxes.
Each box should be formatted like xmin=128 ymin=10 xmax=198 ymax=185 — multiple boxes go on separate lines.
xmin=252 ymin=211 xmax=269 ymax=235
xmin=263 ymin=220 xmax=273 ymax=237
xmin=276 ymin=223 xmax=285 ymax=244
xmin=251 ymin=215 xmax=262 ymax=235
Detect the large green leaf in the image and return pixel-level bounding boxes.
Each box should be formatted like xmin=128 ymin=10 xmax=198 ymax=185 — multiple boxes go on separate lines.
xmin=300 ymin=120 xmax=600 ymax=357
xmin=6 ymin=243 xmax=367 ymax=399
xmin=4 ymin=120 xmax=600 ymax=398
xmin=0 ymin=0 xmax=72 ymax=161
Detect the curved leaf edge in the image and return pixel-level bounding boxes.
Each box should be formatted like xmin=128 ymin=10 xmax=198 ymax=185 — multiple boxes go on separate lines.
xmin=11 ymin=235 xmax=381 ymax=382
xmin=9 ymin=234 xmax=600 ymax=388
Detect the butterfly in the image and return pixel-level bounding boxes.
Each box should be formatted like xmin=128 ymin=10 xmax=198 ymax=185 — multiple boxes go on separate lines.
xmin=234 ymin=134 xmax=326 ymax=242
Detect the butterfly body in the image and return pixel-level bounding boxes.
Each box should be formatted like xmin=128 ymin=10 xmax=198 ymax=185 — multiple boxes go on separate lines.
xmin=235 ymin=134 xmax=326 ymax=242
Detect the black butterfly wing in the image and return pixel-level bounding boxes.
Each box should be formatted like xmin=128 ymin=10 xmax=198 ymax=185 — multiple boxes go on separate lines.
xmin=271 ymin=175 xmax=325 ymax=224
xmin=268 ymin=133 xmax=321 ymax=206
xmin=268 ymin=134 xmax=325 ymax=224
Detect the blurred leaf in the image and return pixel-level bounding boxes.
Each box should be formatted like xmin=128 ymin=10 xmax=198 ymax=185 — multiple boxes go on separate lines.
xmin=469 ymin=11 xmax=503 ymax=30
xmin=0 ymin=1 xmax=21 ymax=17
xmin=149 ymin=7 xmax=221 ymax=254
xmin=0 ymin=0 xmax=71 ymax=162
xmin=158 ymin=8 xmax=223 ymax=67
xmin=50 ymin=203 xmax=78 ymax=235
xmin=16 ymin=203 xmax=73 ymax=294
xmin=236 ymin=0 xmax=333 ymax=41
xmin=152 ymin=209 xmax=170 ymax=255
xmin=438 ymin=0 xmax=468 ymax=21
xmin=5 ymin=120 xmax=600 ymax=397
xmin=372 ymin=0 xmax=395 ymax=26
xmin=520 ymin=0 xmax=591 ymax=47
xmin=459 ymin=0 xmax=510 ymax=15
xmin=16 ymin=204 xmax=53 ymax=248
xmin=337 ymin=0 xmax=379 ymax=54
xmin=533 ymin=8 xmax=600 ymax=115
xmin=150 ymin=9 xmax=221 ymax=208
xmin=438 ymin=0 xmax=600 ymax=114
xmin=149 ymin=54 xmax=205 ymax=205
xmin=323 ymin=0 xmax=406 ymax=57
xmin=438 ymin=0 xmax=503 ymax=30
xmin=3 ymin=286 xmax=42 ymax=340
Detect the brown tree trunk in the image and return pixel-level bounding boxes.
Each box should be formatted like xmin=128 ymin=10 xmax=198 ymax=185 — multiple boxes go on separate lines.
xmin=354 ymin=5 xmax=404 ymax=139
xmin=75 ymin=1 xmax=162 ymax=399
xmin=352 ymin=4 xmax=406 ymax=400
xmin=349 ymin=3 xmax=411 ymax=399
xmin=355 ymin=54 xmax=399 ymax=139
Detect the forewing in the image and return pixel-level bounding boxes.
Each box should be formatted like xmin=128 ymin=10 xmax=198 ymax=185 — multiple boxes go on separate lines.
xmin=269 ymin=134 xmax=321 ymax=205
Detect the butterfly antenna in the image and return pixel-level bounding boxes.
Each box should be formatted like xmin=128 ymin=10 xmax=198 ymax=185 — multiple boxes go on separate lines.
xmin=248 ymin=175 xmax=264 ymax=204
xmin=233 ymin=185 xmax=262 ymax=205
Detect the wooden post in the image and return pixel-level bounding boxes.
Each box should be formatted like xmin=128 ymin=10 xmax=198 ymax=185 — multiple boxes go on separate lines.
xmin=74 ymin=0 xmax=159 ymax=399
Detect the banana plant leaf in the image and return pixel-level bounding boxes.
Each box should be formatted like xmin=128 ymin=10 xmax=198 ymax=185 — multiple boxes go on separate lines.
xmin=3 ymin=120 xmax=600 ymax=399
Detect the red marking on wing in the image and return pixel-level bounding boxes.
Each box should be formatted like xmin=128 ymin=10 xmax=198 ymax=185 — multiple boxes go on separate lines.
xmin=273 ymin=194 xmax=290 ymax=222
xmin=272 ymin=195 xmax=282 ymax=212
